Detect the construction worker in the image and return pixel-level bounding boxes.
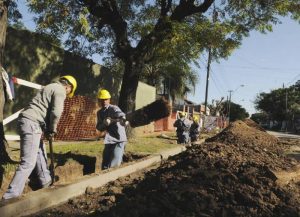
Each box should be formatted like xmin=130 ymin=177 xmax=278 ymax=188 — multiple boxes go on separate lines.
xmin=173 ymin=111 xmax=191 ymax=145
xmin=2 ymin=75 xmax=77 ymax=200
xmin=190 ymin=116 xmax=200 ymax=144
xmin=96 ymin=89 xmax=128 ymax=170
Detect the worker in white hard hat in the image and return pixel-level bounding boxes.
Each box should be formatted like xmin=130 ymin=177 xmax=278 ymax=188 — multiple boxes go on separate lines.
xmin=96 ymin=89 xmax=128 ymax=170
xmin=2 ymin=75 xmax=77 ymax=200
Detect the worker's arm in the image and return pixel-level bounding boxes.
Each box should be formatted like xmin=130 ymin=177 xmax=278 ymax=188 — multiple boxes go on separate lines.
xmin=111 ymin=105 xmax=126 ymax=119
xmin=49 ymin=87 xmax=66 ymax=133
xmin=96 ymin=130 xmax=106 ymax=139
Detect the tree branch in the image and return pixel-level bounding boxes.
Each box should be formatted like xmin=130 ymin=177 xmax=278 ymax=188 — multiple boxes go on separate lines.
xmin=171 ymin=0 xmax=214 ymax=21
xmin=160 ymin=0 xmax=172 ymax=16
xmin=80 ymin=0 xmax=133 ymax=59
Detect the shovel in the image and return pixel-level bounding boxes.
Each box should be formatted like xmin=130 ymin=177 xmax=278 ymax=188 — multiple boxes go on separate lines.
xmin=48 ymin=136 xmax=55 ymax=184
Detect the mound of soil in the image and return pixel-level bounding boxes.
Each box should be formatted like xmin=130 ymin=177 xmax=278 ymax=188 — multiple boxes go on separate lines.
xmin=31 ymin=121 xmax=300 ymax=217
xmin=243 ymin=119 xmax=266 ymax=132
xmin=206 ymin=121 xmax=279 ymax=152
xmin=94 ymin=142 xmax=299 ymax=217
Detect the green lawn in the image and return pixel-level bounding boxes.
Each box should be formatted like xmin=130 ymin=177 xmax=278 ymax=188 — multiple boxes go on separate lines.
xmin=51 ymin=132 xmax=179 ymax=155
xmin=2 ymin=132 xmax=180 ymax=175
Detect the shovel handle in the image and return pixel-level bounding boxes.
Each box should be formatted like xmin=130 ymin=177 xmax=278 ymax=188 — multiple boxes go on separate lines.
xmin=48 ymin=137 xmax=55 ymax=184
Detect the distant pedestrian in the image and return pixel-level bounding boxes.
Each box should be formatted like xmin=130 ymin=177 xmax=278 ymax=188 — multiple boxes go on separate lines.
xmin=3 ymin=75 xmax=77 ymax=200
xmin=96 ymin=89 xmax=128 ymax=170
xmin=173 ymin=111 xmax=191 ymax=145
xmin=190 ymin=116 xmax=200 ymax=144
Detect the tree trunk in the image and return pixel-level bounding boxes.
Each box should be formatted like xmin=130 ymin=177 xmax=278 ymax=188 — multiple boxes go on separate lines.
xmin=0 ymin=0 xmax=13 ymax=163
xmin=118 ymin=57 xmax=144 ymax=113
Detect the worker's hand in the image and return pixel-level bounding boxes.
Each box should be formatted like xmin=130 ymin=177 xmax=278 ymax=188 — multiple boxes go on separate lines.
xmin=45 ymin=131 xmax=56 ymax=141
xmin=104 ymin=118 xmax=111 ymax=126
xmin=120 ymin=117 xmax=129 ymax=126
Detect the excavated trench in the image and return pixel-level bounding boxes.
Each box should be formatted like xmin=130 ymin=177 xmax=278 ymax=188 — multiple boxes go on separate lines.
xmin=27 ymin=120 xmax=300 ymax=217
xmin=0 ymin=151 xmax=146 ymax=198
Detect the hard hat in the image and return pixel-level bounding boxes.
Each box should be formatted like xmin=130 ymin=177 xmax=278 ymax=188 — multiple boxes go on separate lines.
xmin=60 ymin=75 xmax=77 ymax=98
xmin=193 ymin=116 xmax=199 ymax=122
xmin=179 ymin=111 xmax=186 ymax=117
xmin=98 ymin=89 xmax=111 ymax=99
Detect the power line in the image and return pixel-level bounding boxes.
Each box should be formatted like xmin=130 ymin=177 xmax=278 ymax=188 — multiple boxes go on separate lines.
xmin=210 ymin=71 xmax=225 ymax=96
xmin=220 ymin=64 xmax=300 ymax=72
xmin=211 ymin=70 xmax=226 ymax=93
xmin=287 ymin=73 xmax=300 ymax=86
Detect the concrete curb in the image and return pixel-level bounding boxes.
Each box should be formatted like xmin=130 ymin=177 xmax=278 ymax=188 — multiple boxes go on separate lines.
xmin=0 ymin=146 xmax=186 ymax=217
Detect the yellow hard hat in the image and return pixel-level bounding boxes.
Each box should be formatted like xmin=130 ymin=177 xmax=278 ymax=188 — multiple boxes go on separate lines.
xmin=193 ymin=116 xmax=199 ymax=122
xmin=179 ymin=111 xmax=186 ymax=117
xmin=98 ymin=89 xmax=111 ymax=99
xmin=60 ymin=75 xmax=77 ymax=98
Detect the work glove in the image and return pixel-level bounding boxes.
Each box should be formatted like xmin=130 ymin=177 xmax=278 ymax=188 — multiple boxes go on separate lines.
xmin=104 ymin=118 xmax=112 ymax=126
xmin=120 ymin=117 xmax=129 ymax=126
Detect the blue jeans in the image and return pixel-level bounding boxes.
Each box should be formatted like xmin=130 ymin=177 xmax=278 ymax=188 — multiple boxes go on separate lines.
xmin=101 ymin=142 xmax=126 ymax=170
xmin=3 ymin=118 xmax=51 ymax=199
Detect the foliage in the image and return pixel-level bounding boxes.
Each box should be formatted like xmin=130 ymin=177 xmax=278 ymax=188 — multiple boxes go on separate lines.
xmin=25 ymin=0 xmax=300 ymax=112
xmin=250 ymin=112 xmax=269 ymax=124
xmin=254 ymin=80 xmax=300 ymax=121
xmin=7 ymin=1 xmax=22 ymax=25
xmin=222 ymin=101 xmax=249 ymax=121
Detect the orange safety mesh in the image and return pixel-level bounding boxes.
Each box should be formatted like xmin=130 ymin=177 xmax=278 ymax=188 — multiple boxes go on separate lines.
xmin=56 ymin=95 xmax=98 ymax=140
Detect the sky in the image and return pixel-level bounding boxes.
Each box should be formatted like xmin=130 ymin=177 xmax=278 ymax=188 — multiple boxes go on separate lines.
xmin=17 ymin=1 xmax=300 ymax=116
xmin=188 ymin=18 xmax=300 ymax=115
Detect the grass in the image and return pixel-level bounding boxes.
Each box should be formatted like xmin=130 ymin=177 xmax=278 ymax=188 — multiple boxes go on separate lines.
xmin=1 ymin=132 xmax=180 ymax=175
xmin=51 ymin=132 xmax=179 ymax=155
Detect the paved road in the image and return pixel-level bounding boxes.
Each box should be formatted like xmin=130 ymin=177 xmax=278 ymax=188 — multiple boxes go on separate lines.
xmin=267 ymin=131 xmax=300 ymax=139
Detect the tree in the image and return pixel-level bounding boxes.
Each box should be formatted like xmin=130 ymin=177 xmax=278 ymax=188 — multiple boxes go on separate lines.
xmin=250 ymin=112 xmax=269 ymax=124
xmin=255 ymin=80 xmax=300 ymax=130
xmin=255 ymin=83 xmax=300 ymax=121
xmin=28 ymin=0 xmax=300 ymax=113
xmin=0 ymin=1 xmax=21 ymax=163
xmin=222 ymin=101 xmax=249 ymax=121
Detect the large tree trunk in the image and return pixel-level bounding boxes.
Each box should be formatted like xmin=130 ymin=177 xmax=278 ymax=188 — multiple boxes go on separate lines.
xmin=0 ymin=0 xmax=13 ymax=163
xmin=118 ymin=57 xmax=144 ymax=113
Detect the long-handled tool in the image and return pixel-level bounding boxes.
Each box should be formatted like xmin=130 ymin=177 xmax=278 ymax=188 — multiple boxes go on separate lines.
xmin=48 ymin=136 xmax=55 ymax=185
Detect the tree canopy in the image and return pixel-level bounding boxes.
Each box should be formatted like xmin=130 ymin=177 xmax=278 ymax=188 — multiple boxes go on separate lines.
xmin=25 ymin=0 xmax=300 ymax=112
xmin=255 ymin=80 xmax=300 ymax=121
xmin=227 ymin=101 xmax=249 ymax=121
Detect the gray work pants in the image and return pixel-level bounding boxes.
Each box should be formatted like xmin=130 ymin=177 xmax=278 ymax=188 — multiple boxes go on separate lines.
xmin=101 ymin=142 xmax=126 ymax=170
xmin=3 ymin=117 xmax=51 ymax=199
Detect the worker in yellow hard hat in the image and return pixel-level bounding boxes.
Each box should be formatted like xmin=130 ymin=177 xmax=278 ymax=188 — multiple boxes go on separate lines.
xmin=3 ymin=75 xmax=77 ymax=200
xmin=60 ymin=75 xmax=77 ymax=98
xmin=173 ymin=111 xmax=191 ymax=145
xmin=190 ymin=115 xmax=201 ymax=145
xmin=96 ymin=89 xmax=128 ymax=170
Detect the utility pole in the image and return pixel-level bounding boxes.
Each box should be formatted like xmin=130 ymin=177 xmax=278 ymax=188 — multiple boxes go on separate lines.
xmin=204 ymin=48 xmax=212 ymax=115
xmin=285 ymin=88 xmax=288 ymax=132
xmin=228 ymin=84 xmax=244 ymax=123
xmin=228 ymin=90 xmax=233 ymax=123
xmin=204 ymin=4 xmax=216 ymax=115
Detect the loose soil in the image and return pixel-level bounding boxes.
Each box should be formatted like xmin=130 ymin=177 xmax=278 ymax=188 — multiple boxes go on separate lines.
xmin=30 ymin=121 xmax=300 ymax=217
xmin=0 ymin=151 xmax=146 ymax=198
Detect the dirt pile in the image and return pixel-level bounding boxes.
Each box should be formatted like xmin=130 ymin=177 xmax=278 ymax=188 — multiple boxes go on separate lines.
xmin=243 ymin=119 xmax=266 ymax=132
xmin=32 ymin=121 xmax=300 ymax=217
xmin=207 ymin=121 xmax=280 ymax=152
